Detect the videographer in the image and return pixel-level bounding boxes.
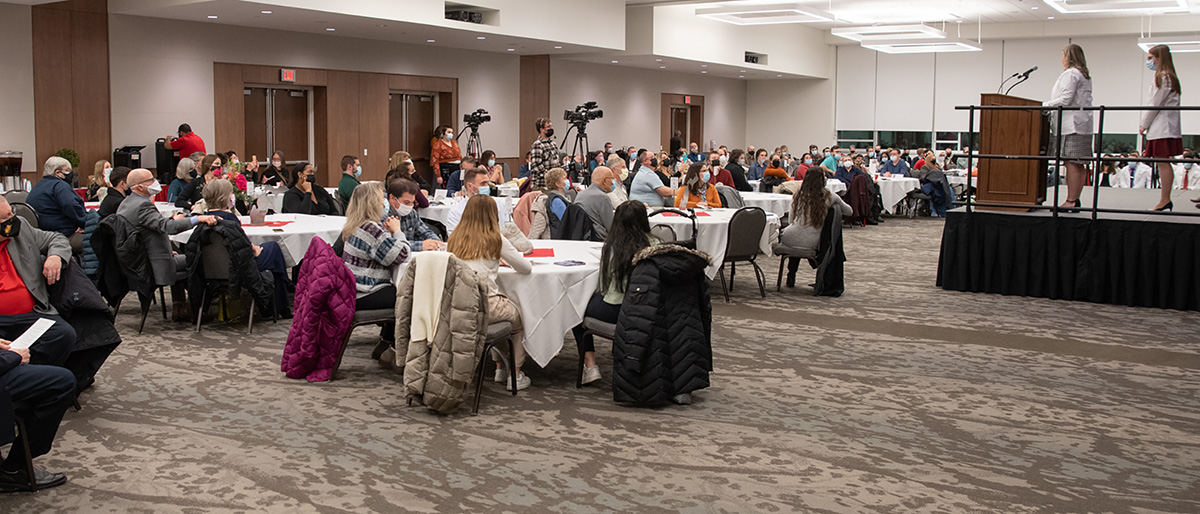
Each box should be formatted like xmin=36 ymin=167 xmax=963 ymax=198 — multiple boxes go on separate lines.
xmin=528 ymin=118 xmax=559 ymax=190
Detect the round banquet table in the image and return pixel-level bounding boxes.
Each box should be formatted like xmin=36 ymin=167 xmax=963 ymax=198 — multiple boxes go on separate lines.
xmin=646 ymin=208 xmax=780 ymax=280
xmin=85 ymin=201 xmax=180 ymax=217
xmin=169 ymin=213 xmax=345 ymax=267
xmin=746 ymin=179 xmax=846 ymax=196
xmin=739 ymin=192 xmax=792 ymax=218
xmin=494 ymin=240 xmax=603 ymax=367
xmin=876 ymin=177 xmax=921 ymax=214
xmin=252 ymin=187 xmax=338 ymax=214
xmin=417 ymin=195 xmax=517 ymax=228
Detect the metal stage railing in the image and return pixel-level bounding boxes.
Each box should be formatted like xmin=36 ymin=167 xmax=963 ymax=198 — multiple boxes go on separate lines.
xmin=954 ymin=104 xmax=1200 ymax=220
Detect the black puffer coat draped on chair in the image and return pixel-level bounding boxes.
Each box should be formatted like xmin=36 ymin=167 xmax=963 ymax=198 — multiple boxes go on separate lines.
xmin=612 ymin=244 xmax=713 ymax=406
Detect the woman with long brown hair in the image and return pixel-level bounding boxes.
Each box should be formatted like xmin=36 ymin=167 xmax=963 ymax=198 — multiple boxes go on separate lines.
xmin=86 ymin=159 xmax=111 ymax=201
xmin=429 ymin=124 xmax=462 ymax=188
xmin=779 ymin=169 xmax=851 ymax=287
xmin=447 ymin=195 xmax=533 ymax=390
xmin=1046 ymin=43 xmax=1094 ymax=211
xmin=673 ymin=162 xmax=722 ymax=209
xmin=1141 ymin=44 xmax=1183 ymax=210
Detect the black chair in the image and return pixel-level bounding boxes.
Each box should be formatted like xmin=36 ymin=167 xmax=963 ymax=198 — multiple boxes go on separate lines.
xmin=9 ymin=201 xmax=38 ymax=229
xmin=648 ymin=209 xmax=697 ymax=249
xmin=0 ymin=392 xmax=37 ymax=492
xmin=421 ymin=218 xmax=448 ymax=242
xmin=717 ymin=207 xmax=768 ymax=302
xmin=470 ymin=322 xmax=517 ymax=415
xmin=193 ymin=232 xmax=267 ymax=334
xmin=330 ymin=308 xmax=396 ymax=380
xmin=575 ymin=317 xmax=615 ymax=389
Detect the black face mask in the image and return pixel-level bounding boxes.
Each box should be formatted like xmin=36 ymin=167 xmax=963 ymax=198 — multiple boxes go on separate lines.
xmin=711 ymin=160 xmax=720 ymax=168
xmin=306 ymin=175 xmax=317 ymax=184
xmin=650 ymin=158 xmax=658 ymax=168
xmin=0 ymin=216 xmax=21 ymax=238
xmin=544 ymin=128 xmax=555 ymax=138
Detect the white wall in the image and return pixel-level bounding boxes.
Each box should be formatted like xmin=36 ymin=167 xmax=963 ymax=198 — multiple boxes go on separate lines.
xmin=746 ymin=78 xmax=836 ymax=153
xmin=549 ymin=59 xmax=748 ymax=152
xmin=0 ymin=3 xmax=36 ymax=172
xmin=109 ymin=14 xmax=522 ymax=169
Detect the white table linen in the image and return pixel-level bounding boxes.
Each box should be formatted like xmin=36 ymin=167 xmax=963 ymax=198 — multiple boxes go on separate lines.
xmin=647 ymin=208 xmax=780 ymax=279
xmin=85 ymin=201 xmax=180 ymax=217
xmin=417 ymin=196 xmax=516 ymax=227
xmin=747 ymin=179 xmax=845 ymax=195
xmin=739 ymin=192 xmax=793 ymax=218
xmin=876 ymin=177 xmax=921 ymax=214
xmin=170 ymin=213 xmax=346 ymax=267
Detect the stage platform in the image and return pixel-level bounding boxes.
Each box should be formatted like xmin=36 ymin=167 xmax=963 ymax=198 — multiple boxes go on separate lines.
xmin=937 ymin=187 xmax=1200 ymax=311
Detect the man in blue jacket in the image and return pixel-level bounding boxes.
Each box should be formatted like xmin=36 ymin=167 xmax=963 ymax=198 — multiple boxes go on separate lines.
xmin=25 ymin=157 xmax=86 ymax=239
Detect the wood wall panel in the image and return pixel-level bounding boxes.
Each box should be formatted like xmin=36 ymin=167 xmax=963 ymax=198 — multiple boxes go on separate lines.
xmin=358 ymin=73 xmax=389 ymax=181
xmin=323 ymin=70 xmax=359 ymax=187
xmin=519 ymin=55 xmax=550 ymax=156
xmin=69 ymin=9 xmax=110 ymax=173
xmin=212 ymin=62 xmax=244 ymax=160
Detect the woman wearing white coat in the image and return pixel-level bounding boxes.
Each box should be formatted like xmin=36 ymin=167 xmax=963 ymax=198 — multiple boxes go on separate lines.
xmin=1140 ymin=44 xmax=1183 ymax=211
xmin=1045 ymin=44 xmax=1094 ymax=211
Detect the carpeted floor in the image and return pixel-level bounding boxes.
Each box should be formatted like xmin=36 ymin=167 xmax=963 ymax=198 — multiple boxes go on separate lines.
xmin=2 ymin=216 xmax=1198 ymax=513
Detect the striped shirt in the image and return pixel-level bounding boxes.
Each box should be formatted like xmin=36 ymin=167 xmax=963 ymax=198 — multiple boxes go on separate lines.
xmin=342 ymin=221 xmax=410 ymax=297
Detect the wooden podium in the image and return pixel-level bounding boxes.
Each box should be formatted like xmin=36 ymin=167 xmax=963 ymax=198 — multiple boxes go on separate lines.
xmin=975 ymin=93 xmax=1049 ymax=209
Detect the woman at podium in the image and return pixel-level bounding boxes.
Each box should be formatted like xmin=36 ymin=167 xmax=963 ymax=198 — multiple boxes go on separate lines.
xmin=1045 ymin=44 xmax=1094 ymax=211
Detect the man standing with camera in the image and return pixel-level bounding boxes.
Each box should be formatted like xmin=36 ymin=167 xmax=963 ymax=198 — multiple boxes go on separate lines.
xmin=528 ymin=118 xmax=558 ymax=190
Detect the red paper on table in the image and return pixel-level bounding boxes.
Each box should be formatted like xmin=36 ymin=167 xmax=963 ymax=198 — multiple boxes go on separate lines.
xmin=526 ymin=248 xmax=555 ymax=258
xmin=695 ymin=211 xmax=710 ymax=216
xmin=244 ymin=221 xmax=294 ymax=228
xmin=658 ymin=212 xmax=709 ymax=217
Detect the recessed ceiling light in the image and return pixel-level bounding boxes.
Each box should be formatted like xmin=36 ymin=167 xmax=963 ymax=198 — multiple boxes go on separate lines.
xmin=702 ymin=65 xmax=708 ymax=68
xmin=1031 ymin=6 xmax=1038 ymax=9
xmin=1043 ymin=0 xmax=1186 ymax=14
xmin=659 ymin=65 xmax=666 ymax=68
xmin=261 ymin=10 xmax=272 ymax=14
xmin=326 ymin=27 xmax=335 ymax=31
xmin=1047 ymin=16 xmax=1054 ymax=19
xmin=611 ymin=60 xmax=619 ymax=63
xmin=701 ymin=71 xmax=708 ymax=74
xmin=554 ymin=46 xmax=563 ymax=49
xmin=477 ymin=36 xmax=486 ymax=40
xmin=740 ymin=70 xmax=746 ymax=73
xmin=777 ymin=74 xmax=783 ymax=77
xmin=739 ymin=75 xmax=745 ymax=78
xmin=207 ymin=15 xmax=218 ymax=19
xmin=656 ymin=58 xmax=663 ymax=62
xmin=427 ymin=39 xmax=436 ymax=43
xmin=508 ymin=48 xmax=515 ymax=52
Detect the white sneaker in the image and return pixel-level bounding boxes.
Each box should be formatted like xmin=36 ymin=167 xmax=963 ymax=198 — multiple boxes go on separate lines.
xmin=581 ymin=365 xmax=602 ymax=385
xmin=493 ymin=368 xmax=508 ymax=383
xmin=506 ymin=372 xmax=531 ymax=391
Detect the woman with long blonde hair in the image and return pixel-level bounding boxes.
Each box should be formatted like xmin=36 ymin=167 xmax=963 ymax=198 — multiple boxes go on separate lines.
xmin=1141 ymin=44 xmax=1183 ymax=210
xmin=447 ymin=195 xmax=533 ymax=390
xmin=1046 ymin=43 xmax=1094 ymax=211
xmin=342 ymin=181 xmax=410 ymax=352
xmin=87 ymin=159 xmax=111 ymax=201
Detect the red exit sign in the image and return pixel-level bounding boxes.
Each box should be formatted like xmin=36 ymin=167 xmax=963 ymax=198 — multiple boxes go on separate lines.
xmin=684 ymin=95 xmax=691 ymax=104
xmin=280 ymin=68 xmax=296 ymax=83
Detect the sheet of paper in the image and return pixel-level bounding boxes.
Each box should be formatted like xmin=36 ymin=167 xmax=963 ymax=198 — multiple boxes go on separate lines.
xmin=9 ymin=318 xmax=55 ymax=350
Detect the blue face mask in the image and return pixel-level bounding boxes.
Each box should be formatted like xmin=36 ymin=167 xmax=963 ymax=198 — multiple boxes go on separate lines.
xmin=804 ymin=159 xmax=813 ymax=165
xmin=1146 ymin=60 xmax=1157 ymax=71
xmin=701 ymin=171 xmax=711 ymax=182
xmin=487 ymin=159 xmax=496 ymax=167
xmin=477 ymin=185 xmax=490 ymax=196
xmin=355 ymin=166 xmax=362 ymax=178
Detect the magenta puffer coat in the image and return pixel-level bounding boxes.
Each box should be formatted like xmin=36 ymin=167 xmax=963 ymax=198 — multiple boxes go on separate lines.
xmin=281 ymin=237 xmax=357 ymax=382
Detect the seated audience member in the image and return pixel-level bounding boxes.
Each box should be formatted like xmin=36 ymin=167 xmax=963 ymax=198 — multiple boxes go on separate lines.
xmin=336 ymin=154 xmax=362 ymax=207
xmin=517 ymin=151 xmax=532 ymax=180
xmin=795 ymin=153 xmax=813 ymax=180
xmin=571 ymin=201 xmax=657 ymax=385
xmin=629 ymin=150 xmax=674 ymax=207
xmin=167 ymin=158 xmax=194 ymax=203
xmin=98 ymin=166 xmax=130 ymax=219
xmin=0 ymin=337 xmax=75 ymax=492
xmin=384 ymin=160 xmax=430 ymax=209
xmin=880 ymin=149 xmax=910 ymax=177
xmin=445 ymin=165 xmax=511 ymax=234
xmin=747 ymin=149 xmax=769 ymax=181
xmin=282 ymin=162 xmax=338 ymax=215
xmin=479 ymin=150 xmax=505 ymax=183
xmin=576 ymin=166 xmax=617 ymax=239
xmin=542 ymin=168 xmax=572 ymax=222
xmin=764 ymin=157 xmax=790 ymax=180
xmin=913 ymin=147 xmax=929 ymax=170
xmin=819 ymin=145 xmax=841 ymax=175
xmin=342 ymin=182 xmax=409 ymax=353
xmin=257 ymin=151 xmax=288 ymax=187
xmin=834 ymin=154 xmax=866 ymax=186
xmin=626 ymin=147 xmax=639 ymax=171
xmin=384 ymin=177 xmax=441 ymax=252
xmin=447 ymin=195 xmax=532 ymax=390
xmin=780 ymin=171 xmax=851 ymax=287
xmin=588 ymin=151 xmax=606 ymax=172
xmin=917 ymin=150 xmax=950 ymax=217
xmin=86 ymin=160 xmax=111 ymax=202
xmin=605 ymin=155 xmax=630 ymax=208
xmin=120 ymin=168 xmax=218 ymax=320
xmin=687 ymin=142 xmax=703 ymax=163
xmin=201 ymin=178 xmax=288 ymax=281
xmin=675 ymin=162 xmax=722 ymax=209
xmin=176 ymin=154 xmax=224 ymax=209
xmin=447 ymin=157 xmax=478 ymax=197
xmin=26 ymin=157 xmax=85 ymax=239
xmin=656 ymin=151 xmax=677 ymax=186
xmin=707 ymin=151 xmax=734 ymax=188
xmin=941 ymin=150 xmax=960 ymax=171
xmin=724 ymin=149 xmax=754 ymax=192
xmin=222 ymin=151 xmax=249 ymax=191
xmin=0 ymin=196 xmax=76 ymax=368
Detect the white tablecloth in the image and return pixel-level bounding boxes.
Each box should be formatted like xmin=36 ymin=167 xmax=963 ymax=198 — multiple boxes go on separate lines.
xmin=252 ymin=187 xmax=337 ymax=214
xmin=417 ymin=196 xmax=517 ymax=228
xmin=877 ymin=177 xmax=921 ymax=214
xmin=739 ymin=192 xmax=792 ymax=218
xmin=746 ymin=179 xmax=846 ymax=195
xmin=170 ymin=213 xmax=346 ymax=267
xmin=495 ymin=240 xmax=603 ymax=367
xmin=85 ymin=201 xmax=180 ymax=217
xmin=647 ymin=208 xmax=779 ymax=279
xmin=947 ymin=175 xmax=976 ymax=187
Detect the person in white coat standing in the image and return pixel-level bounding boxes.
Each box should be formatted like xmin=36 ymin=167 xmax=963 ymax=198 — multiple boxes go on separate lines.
xmin=1045 ymin=44 xmax=1094 ymax=211
xmin=1140 ymin=44 xmax=1183 ymax=211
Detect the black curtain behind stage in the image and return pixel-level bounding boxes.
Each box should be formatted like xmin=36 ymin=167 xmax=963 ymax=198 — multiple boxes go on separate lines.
xmin=937 ymin=211 xmax=1200 ymax=311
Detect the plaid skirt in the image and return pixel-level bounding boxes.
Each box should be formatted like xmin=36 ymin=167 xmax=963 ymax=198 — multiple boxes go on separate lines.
xmin=1048 ymin=133 xmax=1093 ymax=162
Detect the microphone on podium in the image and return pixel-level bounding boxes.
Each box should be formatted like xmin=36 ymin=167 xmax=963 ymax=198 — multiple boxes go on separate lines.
xmin=1018 ymin=66 xmax=1038 ymax=78
xmin=999 ymin=66 xmax=1039 ymax=94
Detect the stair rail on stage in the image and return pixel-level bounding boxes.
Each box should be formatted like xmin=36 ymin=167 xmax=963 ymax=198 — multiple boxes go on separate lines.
xmin=956 ymin=103 xmax=1200 ymax=220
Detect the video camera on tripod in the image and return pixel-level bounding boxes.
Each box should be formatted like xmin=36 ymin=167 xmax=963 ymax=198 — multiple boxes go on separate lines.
xmin=459 ymin=108 xmax=490 ymax=158
xmin=559 ymin=102 xmax=603 ymax=185
xmin=564 ymin=102 xmax=603 ymax=127
xmin=463 ymin=108 xmax=491 ymax=128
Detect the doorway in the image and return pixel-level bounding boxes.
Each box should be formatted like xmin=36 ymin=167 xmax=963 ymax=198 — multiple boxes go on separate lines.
xmin=244 ymin=87 xmax=311 ymax=165
xmin=389 ymin=93 xmax=437 ymax=187
xmin=661 ymin=93 xmax=704 ymax=155
xmin=670 ymin=107 xmax=689 ymax=151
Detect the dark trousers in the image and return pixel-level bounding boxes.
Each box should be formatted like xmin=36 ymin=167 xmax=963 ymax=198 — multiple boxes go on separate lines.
xmin=171 ymin=253 xmax=189 ymax=303
xmin=0 ymin=313 xmax=75 ymax=367
xmin=570 ymin=293 xmax=621 ymax=355
xmin=1 ymin=364 xmax=76 ymax=469
xmin=357 ymin=285 xmax=397 ymax=342
xmin=922 ymin=183 xmax=948 ymax=217
xmin=256 ymin=242 xmax=291 ymax=317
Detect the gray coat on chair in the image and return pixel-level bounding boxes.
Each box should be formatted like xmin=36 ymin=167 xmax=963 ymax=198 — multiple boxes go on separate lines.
xmin=116 ymin=194 xmax=193 ymax=287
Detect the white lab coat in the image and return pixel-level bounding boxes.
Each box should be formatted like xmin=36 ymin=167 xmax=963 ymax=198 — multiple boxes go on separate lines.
xmin=1132 ymin=163 xmax=1154 ymax=188
xmin=1045 ymin=68 xmax=1094 ymax=135
xmin=1171 ymin=163 xmax=1200 ymax=190
xmin=1142 ymin=75 xmax=1182 ymax=141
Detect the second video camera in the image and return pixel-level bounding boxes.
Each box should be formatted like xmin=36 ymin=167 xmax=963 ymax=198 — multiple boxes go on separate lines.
xmin=564 ymin=101 xmax=603 ymax=125
xmin=463 ymin=108 xmax=491 ymax=127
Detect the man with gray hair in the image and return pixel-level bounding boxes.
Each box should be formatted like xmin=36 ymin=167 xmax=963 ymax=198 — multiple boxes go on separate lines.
xmin=575 ymin=167 xmax=616 ymax=241
xmin=117 ymin=168 xmax=217 ymax=320
xmin=25 ymin=157 xmax=86 ymax=243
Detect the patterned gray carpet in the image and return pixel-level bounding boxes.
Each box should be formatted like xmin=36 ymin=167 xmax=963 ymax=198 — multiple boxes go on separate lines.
xmin=2 ymin=217 xmax=1198 ymax=513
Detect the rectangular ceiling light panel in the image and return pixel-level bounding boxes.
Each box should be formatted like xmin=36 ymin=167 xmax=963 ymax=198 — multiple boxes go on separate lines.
xmin=831 ymin=24 xmax=948 ymax=42
xmin=1138 ymin=35 xmax=1200 ymax=52
xmin=696 ymin=3 xmax=832 ymax=25
xmin=862 ymin=38 xmax=983 ymax=54
xmin=1042 ymin=0 xmax=1189 ymax=14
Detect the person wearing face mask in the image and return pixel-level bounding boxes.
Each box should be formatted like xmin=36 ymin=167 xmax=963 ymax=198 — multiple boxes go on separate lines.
xmin=98 ymin=166 xmax=131 ymax=219
xmin=605 ymin=155 xmax=631 ymax=208
xmin=818 ymin=145 xmax=841 ymax=175
xmin=195 ymin=178 xmax=289 ymax=317
xmin=724 ymin=149 xmax=754 ymax=192
xmin=707 ymin=151 xmax=734 ymax=188
xmin=1141 ymin=44 xmax=1183 ymax=211
xmin=168 ymin=158 xmax=194 ymax=204
xmin=628 ymin=150 xmax=673 ymax=207
xmin=282 ymin=162 xmax=337 ymax=215
xmin=430 ymin=124 xmax=462 ymax=187
xmin=795 ymin=153 xmax=813 ymax=180
xmin=479 ymin=150 xmax=505 ymax=183
xmin=26 ymin=157 xmax=86 ymax=242
xmin=87 ymin=160 xmax=112 ymax=202
xmin=833 ymin=156 xmax=865 ymax=187
xmin=764 ymin=156 xmax=790 ymax=181
xmin=747 ymin=149 xmax=769 ymax=181
xmin=528 ymin=118 xmax=560 ymax=190
xmin=575 ymin=167 xmax=617 ymax=240
xmin=517 ymin=151 xmax=533 ymax=180
xmin=341 ymin=181 xmax=410 ymax=353
xmin=118 ymin=168 xmax=218 ymax=320
xmin=384 ymin=178 xmax=442 ymax=252
xmin=336 ymin=155 xmax=363 ymax=207
xmin=175 ymin=154 xmax=224 ymax=210
xmin=384 ymin=158 xmax=430 ymax=209
xmin=257 ymin=151 xmax=287 ymax=187
xmin=445 ymin=166 xmax=511 ymax=235
xmin=674 ymin=162 xmax=722 ymax=209
xmin=880 ymin=149 xmax=910 ymax=178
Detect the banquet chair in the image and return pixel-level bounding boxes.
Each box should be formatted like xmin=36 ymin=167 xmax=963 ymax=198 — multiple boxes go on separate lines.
xmin=91 ymin=226 xmax=168 ymax=333
xmin=0 ymin=414 xmax=37 ymax=492
xmin=7 ymin=200 xmax=39 ymax=228
xmin=773 ymin=206 xmax=845 ymax=295
xmin=650 ymin=224 xmax=676 ymax=245
xmin=470 ymin=322 xmax=517 ymax=415
xmin=193 ymin=232 xmax=270 ymax=334
xmin=575 ymin=317 xmax=615 ymax=389
xmin=717 ymin=207 xmax=768 ymax=302
xmin=330 ymin=308 xmax=396 ymax=380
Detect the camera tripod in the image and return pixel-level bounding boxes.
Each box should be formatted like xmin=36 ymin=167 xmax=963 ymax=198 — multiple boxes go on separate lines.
xmin=457 ymin=124 xmax=483 ymax=160
xmin=559 ymin=123 xmax=591 ymax=185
